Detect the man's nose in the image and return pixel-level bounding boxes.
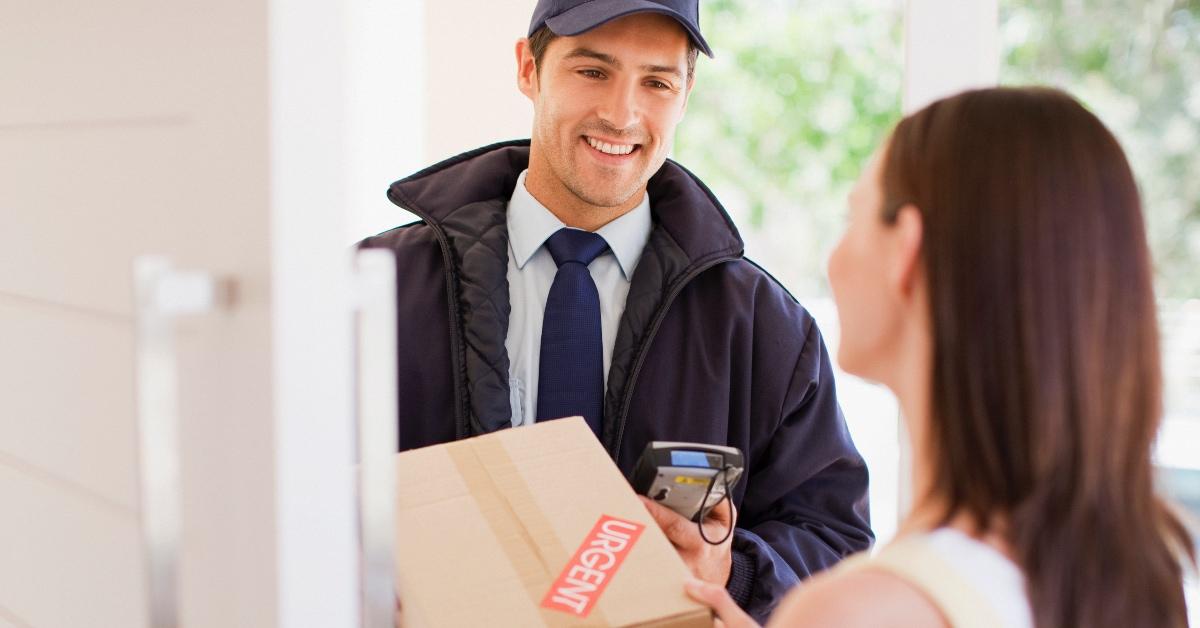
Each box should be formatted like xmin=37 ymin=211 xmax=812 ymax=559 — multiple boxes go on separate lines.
xmin=596 ymin=80 xmax=641 ymax=133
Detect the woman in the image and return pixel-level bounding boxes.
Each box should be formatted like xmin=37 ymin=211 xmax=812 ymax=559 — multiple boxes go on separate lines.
xmin=688 ymin=87 xmax=1196 ymax=627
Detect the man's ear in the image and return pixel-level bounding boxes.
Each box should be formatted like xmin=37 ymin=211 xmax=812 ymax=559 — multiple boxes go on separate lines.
xmin=516 ymin=38 xmax=538 ymax=101
xmin=890 ymin=204 xmax=925 ymax=298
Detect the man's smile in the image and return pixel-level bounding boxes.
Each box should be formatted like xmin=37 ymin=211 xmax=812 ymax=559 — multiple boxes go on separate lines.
xmin=582 ymin=135 xmax=642 ymax=163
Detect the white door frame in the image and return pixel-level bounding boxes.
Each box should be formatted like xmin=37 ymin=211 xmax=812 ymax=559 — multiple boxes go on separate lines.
xmin=897 ymin=0 xmax=998 ymax=517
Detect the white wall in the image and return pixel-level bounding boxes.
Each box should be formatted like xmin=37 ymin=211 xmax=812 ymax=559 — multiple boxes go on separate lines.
xmin=1 ymin=1 xmax=280 ymax=624
xmin=346 ymin=0 xmax=538 ymax=242
xmin=345 ymin=0 xmax=429 ymax=242
xmin=1 ymin=0 xmax=361 ymax=626
xmin=423 ymin=0 xmax=537 ymax=163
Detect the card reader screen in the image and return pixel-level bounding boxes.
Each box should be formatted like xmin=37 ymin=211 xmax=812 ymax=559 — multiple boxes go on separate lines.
xmin=670 ymin=451 xmax=712 ymax=468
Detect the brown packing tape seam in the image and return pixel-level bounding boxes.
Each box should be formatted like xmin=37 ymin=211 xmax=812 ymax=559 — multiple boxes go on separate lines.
xmin=447 ymin=436 xmax=611 ymax=627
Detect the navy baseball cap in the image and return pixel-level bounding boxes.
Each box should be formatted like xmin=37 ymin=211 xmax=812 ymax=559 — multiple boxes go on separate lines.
xmin=528 ymin=0 xmax=714 ymax=58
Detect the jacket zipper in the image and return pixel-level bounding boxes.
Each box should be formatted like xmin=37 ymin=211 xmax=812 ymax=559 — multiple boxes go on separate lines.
xmin=609 ymin=256 xmax=737 ymax=461
xmin=434 ymin=231 xmax=470 ymax=439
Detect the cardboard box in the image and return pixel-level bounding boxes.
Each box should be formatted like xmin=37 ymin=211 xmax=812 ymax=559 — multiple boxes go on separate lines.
xmin=394 ymin=417 xmax=712 ymax=627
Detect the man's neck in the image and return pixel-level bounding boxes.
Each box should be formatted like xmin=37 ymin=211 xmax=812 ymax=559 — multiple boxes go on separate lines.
xmin=523 ymin=166 xmax=645 ymax=232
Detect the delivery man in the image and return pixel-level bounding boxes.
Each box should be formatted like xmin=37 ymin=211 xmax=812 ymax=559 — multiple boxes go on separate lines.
xmin=360 ymin=0 xmax=873 ymax=621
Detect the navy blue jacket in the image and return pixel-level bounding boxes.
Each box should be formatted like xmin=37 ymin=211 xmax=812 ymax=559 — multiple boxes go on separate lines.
xmin=362 ymin=140 xmax=872 ymax=622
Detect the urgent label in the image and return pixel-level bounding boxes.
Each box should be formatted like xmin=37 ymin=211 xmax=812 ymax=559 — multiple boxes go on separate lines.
xmin=541 ymin=515 xmax=645 ymax=617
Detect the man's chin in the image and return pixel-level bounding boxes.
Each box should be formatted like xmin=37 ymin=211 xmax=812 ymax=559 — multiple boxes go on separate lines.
xmin=570 ymin=175 xmax=647 ymax=208
xmin=573 ymin=188 xmax=643 ymax=211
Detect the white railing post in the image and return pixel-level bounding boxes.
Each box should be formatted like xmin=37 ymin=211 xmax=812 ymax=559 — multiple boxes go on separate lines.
xmin=133 ymin=255 xmax=232 ymax=628
xmin=352 ymin=248 xmax=398 ymax=628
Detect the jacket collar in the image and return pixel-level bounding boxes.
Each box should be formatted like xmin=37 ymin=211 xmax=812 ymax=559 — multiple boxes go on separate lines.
xmin=387 ymin=139 xmax=745 ymax=266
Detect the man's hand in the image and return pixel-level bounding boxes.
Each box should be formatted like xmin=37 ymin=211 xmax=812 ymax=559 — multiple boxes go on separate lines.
xmin=639 ymin=495 xmax=736 ymax=586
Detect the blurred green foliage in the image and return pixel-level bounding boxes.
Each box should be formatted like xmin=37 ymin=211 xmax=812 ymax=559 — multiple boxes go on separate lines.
xmin=677 ymin=0 xmax=1200 ymax=299
xmin=1000 ymin=0 xmax=1200 ymax=298
xmin=675 ymin=0 xmax=902 ymax=296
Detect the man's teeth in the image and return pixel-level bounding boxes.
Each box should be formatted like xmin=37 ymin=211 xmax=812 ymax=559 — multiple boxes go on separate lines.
xmin=586 ymin=137 xmax=635 ymax=156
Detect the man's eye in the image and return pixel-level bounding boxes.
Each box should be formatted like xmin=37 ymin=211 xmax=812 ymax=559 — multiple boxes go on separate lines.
xmin=580 ymin=69 xmax=604 ymax=79
xmin=647 ymin=80 xmax=672 ymax=90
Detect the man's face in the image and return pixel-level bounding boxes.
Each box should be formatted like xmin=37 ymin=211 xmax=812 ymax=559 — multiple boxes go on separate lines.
xmin=519 ymin=13 xmax=693 ymax=211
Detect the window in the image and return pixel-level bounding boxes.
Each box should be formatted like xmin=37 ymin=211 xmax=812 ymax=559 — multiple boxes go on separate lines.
xmin=676 ymin=0 xmax=905 ymax=543
xmin=999 ymin=0 xmax=1200 ymax=529
xmin=678 ymin=2 xmax=1200 ymax=567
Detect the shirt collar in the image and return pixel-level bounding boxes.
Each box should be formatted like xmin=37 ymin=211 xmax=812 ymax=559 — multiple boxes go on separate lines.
xmin=508 ymin=171 xmax=565 ymax=270
xmin=507 ymin=170 xmax=652 ymax=281
xmin=595 ymin=190 xmax=651 ymax=281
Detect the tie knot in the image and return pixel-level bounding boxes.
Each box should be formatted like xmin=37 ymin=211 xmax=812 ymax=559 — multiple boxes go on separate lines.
xmin=544 ymin=228 xmax=609 ymax=268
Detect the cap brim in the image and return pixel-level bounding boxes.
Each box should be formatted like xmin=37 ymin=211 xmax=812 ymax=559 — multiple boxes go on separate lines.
xmin=543 ymin=0 xmax=714 ymax=58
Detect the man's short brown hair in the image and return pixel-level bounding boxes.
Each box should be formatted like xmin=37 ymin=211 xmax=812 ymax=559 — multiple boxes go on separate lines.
xmin=528 ymin=25 xmax=700 ymax=82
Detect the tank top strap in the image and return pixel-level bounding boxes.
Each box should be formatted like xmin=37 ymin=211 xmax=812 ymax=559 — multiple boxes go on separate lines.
xmin=832 ymin=537 xmax=1009 ymax=628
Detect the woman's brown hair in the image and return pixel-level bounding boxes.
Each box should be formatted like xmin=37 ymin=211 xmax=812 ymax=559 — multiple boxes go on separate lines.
xmin=881 ymin=86 xmax=1195 ymax=627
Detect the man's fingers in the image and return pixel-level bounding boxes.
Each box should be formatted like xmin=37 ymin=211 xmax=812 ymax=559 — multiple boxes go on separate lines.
xmin=638 ymin=496 xmax=694 ymax=545
xmin=684 ymin=577 xmax=759 ymax=628
xmin=703 ymin=495 xmax=736 ymax=528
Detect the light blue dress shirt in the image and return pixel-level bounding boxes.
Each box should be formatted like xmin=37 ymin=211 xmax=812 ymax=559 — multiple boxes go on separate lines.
xmin=505 ymin=170 xmax=652 ymax=427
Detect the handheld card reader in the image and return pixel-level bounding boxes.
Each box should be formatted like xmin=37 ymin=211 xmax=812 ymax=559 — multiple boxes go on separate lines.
xmin=630 ymin=442 xmax=745 ymax=545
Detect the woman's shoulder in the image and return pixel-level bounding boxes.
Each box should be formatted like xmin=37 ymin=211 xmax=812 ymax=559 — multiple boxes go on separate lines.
xmin=769 ymin=559 xmax=950 ymax=628
xmin=769 ymin=529 xmax=1032 ymax=628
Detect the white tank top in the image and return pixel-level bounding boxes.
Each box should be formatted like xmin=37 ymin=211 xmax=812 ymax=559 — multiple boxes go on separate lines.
xmin=833 ymin=527 xmax=1035 ymax=628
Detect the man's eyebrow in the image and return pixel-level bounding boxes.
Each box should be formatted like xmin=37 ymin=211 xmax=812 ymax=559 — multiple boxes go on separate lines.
xmin=640 ymin=64 xmax=684 ymax=80
xmin=563 ymin=47 xmax=620 ymax=67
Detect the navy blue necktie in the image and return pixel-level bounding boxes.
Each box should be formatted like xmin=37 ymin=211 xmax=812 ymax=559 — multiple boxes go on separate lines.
xmin=536 ymin=228 xmax=609 ymax=437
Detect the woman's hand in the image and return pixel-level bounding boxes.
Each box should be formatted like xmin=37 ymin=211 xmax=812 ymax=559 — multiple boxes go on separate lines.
xmin=684 ymin=576 xmax=761 ymax=628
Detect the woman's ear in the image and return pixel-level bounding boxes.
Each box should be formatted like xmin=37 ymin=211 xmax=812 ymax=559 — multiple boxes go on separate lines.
xmin=890 ymin=204 xmax=924 ymax=299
